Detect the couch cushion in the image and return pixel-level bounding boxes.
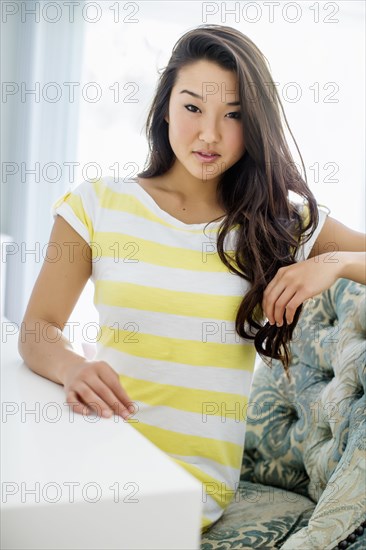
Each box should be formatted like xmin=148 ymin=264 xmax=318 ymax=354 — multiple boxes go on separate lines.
xmin=241 ymin=278 xmax=366 ymax=549
xmin=200 ymin=481 xmax=315 ymax=549
xmin=281 ymin=394 xmax=366 ymax=549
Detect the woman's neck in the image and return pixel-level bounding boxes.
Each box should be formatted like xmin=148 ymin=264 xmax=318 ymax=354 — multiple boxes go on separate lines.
xmin=158 ymin=159 xmax=221 ymax=206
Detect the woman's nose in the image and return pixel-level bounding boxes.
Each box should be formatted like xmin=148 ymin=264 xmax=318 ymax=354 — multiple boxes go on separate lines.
xmin=198 ymin=118 xmax=220 ymax=144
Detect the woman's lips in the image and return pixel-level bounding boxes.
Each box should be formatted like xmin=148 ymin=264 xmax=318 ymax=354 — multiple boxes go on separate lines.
xmin=193 ymin=152 xmax=220 ymax=163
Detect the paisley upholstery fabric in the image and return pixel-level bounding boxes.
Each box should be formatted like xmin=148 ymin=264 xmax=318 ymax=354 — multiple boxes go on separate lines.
xmin=201 ymin=278 xmax=366 ymax=549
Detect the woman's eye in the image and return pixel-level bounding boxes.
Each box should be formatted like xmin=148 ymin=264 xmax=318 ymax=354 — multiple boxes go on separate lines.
xmin=185 ymin=104 xmax=200 ymax=113
xmin=184 ymin=105 xmax=241 ymax=119
xmin=227 ymin=112 xmax=242 ymax=120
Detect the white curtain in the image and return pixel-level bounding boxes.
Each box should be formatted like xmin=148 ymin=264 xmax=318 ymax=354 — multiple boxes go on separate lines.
xmin=1 ymin=2 xmax=85 ymax=324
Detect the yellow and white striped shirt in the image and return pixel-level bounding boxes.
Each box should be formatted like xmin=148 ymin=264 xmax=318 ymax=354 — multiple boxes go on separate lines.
xmin=51 ymin=176 xmax=328 ymax=531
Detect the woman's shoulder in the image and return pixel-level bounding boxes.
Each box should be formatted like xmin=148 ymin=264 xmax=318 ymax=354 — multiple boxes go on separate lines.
xmin=288 ymin=198 xmax=330 ymax=225
xmin=97 ymin=174 xmax=166 ymax=197
xmin=71 ymin=175 xmax=145 ymax=201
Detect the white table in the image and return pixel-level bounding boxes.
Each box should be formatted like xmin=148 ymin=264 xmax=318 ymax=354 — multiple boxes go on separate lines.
xmin=0 ymin=319 xmax=202 ymax=549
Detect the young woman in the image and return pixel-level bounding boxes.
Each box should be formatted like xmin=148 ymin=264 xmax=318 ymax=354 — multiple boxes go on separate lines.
xmin=19 ymin=24 xmax=366 ymax=532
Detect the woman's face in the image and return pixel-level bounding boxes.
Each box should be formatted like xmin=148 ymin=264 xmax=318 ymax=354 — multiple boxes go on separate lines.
xmin=165 ymin=59 xmax=245 ymax=183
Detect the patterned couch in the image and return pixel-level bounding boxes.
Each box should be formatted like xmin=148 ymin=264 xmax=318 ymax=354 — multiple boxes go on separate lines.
xmin=201 ymin=277 xmax=366 ymax=549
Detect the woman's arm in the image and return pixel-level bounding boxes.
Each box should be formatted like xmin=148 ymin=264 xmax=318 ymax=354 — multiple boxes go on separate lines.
xmin=262 ymin=215 xmax=366 ymax=326
xmin=18 ymin=215 xmax=134 ymax=418
xmin=309 ymin=215 xmax=366 ymax=284
xmin=308 ymin=215 xmax=366 ymax=258
xmin=18 ymin=215 xmax=93 ymax=383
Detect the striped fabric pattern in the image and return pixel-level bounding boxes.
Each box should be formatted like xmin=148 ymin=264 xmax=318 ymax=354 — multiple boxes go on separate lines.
xmin=51 ymin=176 xmax=328 ymax=531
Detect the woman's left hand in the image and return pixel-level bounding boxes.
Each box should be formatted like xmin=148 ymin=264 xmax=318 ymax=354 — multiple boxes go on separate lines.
xmin=262 ymin=254 xmax=341 ymax=326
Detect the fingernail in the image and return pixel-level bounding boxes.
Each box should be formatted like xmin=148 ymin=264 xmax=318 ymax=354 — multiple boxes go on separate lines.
xmin=128 ymin=405 xmax=135 ymax=414
xmin=103 ymin=410 xmax=112 ymax=418
xmin=122 ymin=410 xmax=131 ymax=420
xmin=276 ymin=322 xmax=282 ymax=327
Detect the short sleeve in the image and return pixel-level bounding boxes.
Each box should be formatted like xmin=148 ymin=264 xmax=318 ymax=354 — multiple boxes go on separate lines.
xmin=294 ymin=202 xmax=330 ymax=261
xmin=50 ymin=179 xmax=97 ymax=245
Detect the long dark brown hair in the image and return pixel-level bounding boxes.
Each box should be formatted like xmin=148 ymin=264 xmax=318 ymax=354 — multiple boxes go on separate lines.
xmin=137 ymin=24 xmax=319 ymax=380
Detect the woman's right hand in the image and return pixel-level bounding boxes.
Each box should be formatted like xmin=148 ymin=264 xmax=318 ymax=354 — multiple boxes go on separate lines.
xmin=63 ymin=360 xmax=135 ymax=419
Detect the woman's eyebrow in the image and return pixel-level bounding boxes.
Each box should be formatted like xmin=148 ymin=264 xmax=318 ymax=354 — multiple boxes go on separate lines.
xmin=179 ymin=89 xmax=240 ymax=106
